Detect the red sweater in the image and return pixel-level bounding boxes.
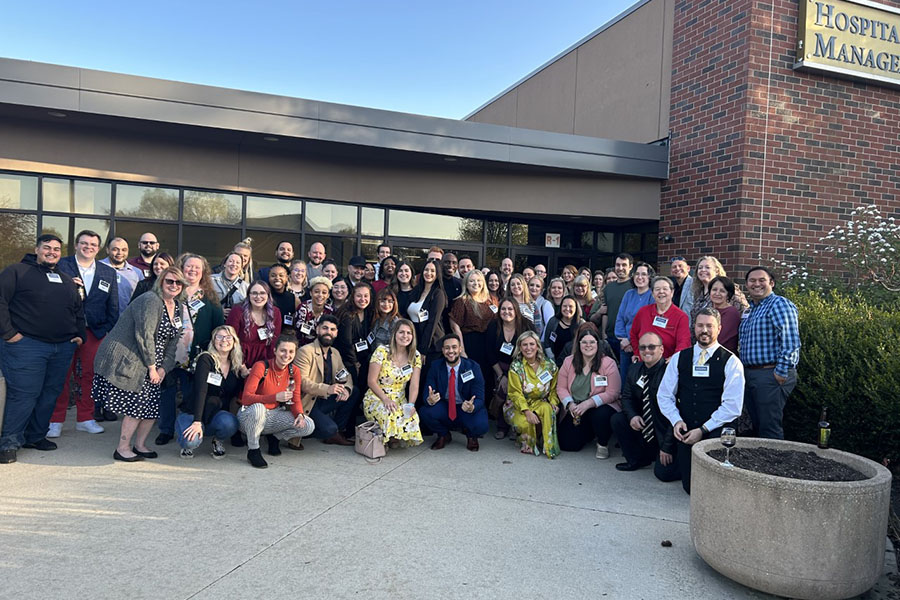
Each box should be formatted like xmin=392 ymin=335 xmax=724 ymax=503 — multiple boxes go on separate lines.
xmin=240 ymin=360 xmax=304 ymax=417
xmin=630 ymin=304 xmax=691 ymax=360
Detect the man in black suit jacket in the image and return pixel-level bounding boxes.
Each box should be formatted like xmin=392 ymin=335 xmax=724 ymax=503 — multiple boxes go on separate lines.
xmin=419 ymin=334 xmax=488 ymax=451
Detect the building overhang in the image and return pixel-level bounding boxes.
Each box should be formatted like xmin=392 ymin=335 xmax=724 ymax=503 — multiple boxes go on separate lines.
xmin=0 ymin=57 xmax=668 ymax=181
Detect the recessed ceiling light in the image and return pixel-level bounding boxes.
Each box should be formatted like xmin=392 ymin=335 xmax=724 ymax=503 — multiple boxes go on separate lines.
xmin=263 ymin=136 xmax=279 ymax=142
xmin=47 ymin=111 xmax=67 ymax=118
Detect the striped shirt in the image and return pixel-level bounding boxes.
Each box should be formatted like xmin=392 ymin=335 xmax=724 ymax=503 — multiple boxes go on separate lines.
xmin=738 ymin=292 xmax=800 ymax=377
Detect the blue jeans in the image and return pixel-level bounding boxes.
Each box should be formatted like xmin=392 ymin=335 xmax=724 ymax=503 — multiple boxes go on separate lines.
xmin=175 ymin=410 xmax=238 ymax=450
xmin=159 ymin=368 xmax=193 ymax=435
xmin=0 ymin=337 xmax=76 ymax=450
xmin=308 ymin=390 xmax=358 ymax=439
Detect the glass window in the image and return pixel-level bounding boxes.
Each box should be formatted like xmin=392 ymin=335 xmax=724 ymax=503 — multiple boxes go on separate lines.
xmin=0 ymin=213 xmax=37 ymax=269
xmin=246 ymin=196 xmax=302 ymax=230
xmin=392 ymin=246 xmax=429 ymax=275
xmin=43 ymin=179 xmax=111 ymax=215
xmin=305 ymin=201 xmax=357 ymax=235
xmin=596 ymin=232 xmax=614 ymax=253
xmin=514 ymin=252 xmax=549 ymax=275
xmin=116 ymin=184 xmax=179 ymax=220
xmin=511 ymin=222 xmax=577 ymax=249
xmin=361 ymin=239 xmax=381 ymax=262
xmin=181 ymin=226 xmax=246 ymax=269
xmin=443 ymin=247 xmax=481 ymax=271
xmin=41 ymin=216 xmax=110 ymax=257
xmin=485 ymin=247 xmax=506 ymax=271
xmin=487 ymin=221 xmax=510 ymax=245
xmin=361 ymin=207 xmax=384 ymax=238
xmin=581 ymin=232 xmax=594 ymax=250
xmin=623 ymin=233 xmax=642 ymax=253
xmin=390 ymin=210 xmax=483 ymax=242
xmin=304 ymin=234 xmax=356 ymax=275
xmin=114 ymin=221 xmax=178 ymax=257
xmin=183 ymin=190 xmax=242 ymax=225
xmin=0 ymin=174 xmax=38 ymax=210
xmin=644 ymin=232 xmax=659 ymax=251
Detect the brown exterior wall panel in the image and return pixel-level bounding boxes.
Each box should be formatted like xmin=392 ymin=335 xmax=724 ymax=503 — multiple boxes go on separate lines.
xmin=515 ymin=51 xmax=577 ymax=134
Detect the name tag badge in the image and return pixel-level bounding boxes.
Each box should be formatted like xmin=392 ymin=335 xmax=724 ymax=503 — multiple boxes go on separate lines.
xmin=594 ymin=375 xmax=608 ymax=387
xmin=461 ymin=369 xmax=475 ymax=383
xmin=538 ymin=370 xmax=553 ymax=385
xmin=652 ymin=315 xmax=668 ymax=328
xmin=143 ymin=269 xmax=151 ymax=278
xmin=283 ymin=314 xmax=294 ymax=326
xmin=549 ymin=332 xmax=557 ymax=342
xmin=335 ymin=368 xmax=349 ymax=382
xmin=418 ymin=309 xmax=429 ymax=321
xmin=741 ymin=310 xmax=751 ymax=320
xmin=500 ymin=342 xmax=514 ymax=355
xmin=355 ymin=340 xmax=369 ymax=352
xmin=489 ymin=304 xmax=498 ymax=313
xmin=257 ymin=327 xmax=269 ymax=340
xmin=173 ymin=315 xmax=183 ymax=328
xmin=98 ymin=279 xmax=111 ymax=293
xmin=300 ymin=322 xmax=313 ymax=335
xmin=637 ymin=375 xmax=648 ymax=389
xmin=367 ymin=331 xmax=376 ymax=345
xmin=47 ymin=273 xmax=62 ymax=283
xmin=207 ymin=372 xmax=223 ymax=386
xmin=400 ymin=364 xmax=413 ymax=376
xmin=189 ymin=299 xmax=205 ymax=312
xmin=693 ymin=365 xmax=710 ymax=378
xmin=116 ymin=274 xmax=121 ymax=283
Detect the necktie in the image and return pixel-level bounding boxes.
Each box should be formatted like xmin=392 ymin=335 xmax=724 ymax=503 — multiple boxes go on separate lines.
xmin=640 ymin=371 xmax=654 ymax=443
xmin=323 ymin=348 xmax=334 ymax=384
xmin=698 ymin=348 xmax=708 ymax=366
xmin=448 ymin=367 xmax=457 ymax=421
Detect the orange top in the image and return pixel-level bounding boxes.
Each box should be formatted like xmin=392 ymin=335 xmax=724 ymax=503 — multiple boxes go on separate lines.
xmin=240 ymin=360 xmax=304 ymax=417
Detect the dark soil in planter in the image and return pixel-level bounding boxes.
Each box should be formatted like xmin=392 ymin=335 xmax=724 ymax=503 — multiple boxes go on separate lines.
xmin=706 ymin=447 xmax=867 ymax=481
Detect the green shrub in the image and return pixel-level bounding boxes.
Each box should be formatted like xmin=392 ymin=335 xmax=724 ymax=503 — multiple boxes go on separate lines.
xmin=782 ymin=289 xmax=900 ymax=464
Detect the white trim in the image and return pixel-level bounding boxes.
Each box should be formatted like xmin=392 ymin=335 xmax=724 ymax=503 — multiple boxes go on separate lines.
xmin=794 ymin=59 xmax=900 ymax=89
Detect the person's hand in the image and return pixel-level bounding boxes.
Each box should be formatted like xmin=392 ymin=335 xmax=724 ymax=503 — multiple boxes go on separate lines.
xmin=383 ymin=398 xmax=398 ymax=413
xmin=331 ymin=384 xmax=348 ymax=401
xmin=631 ymin=355 xmax=640 ymax=363
xmin=275 ymin=390 xmax=292 ymax=403
xmin=568 ymin=403 xmax=578 ymax=418
xmin=6 ymin=333 xmax=23 ymax=344
xmin=524 ymin=410 xmax=541 ymax=425
xmin=72 ymin=277 xmax=84 ymax=288
xmin=183 ymin=421 xmax=203 ymax=443
xmin=630 ymin=416 xmax=645 ymax=431
xmin=496 ymin=375 xmax=508 ymax=395
xmin=223 ymin=308 xmax=231 ymax=319
xmin=461 ymin=396 xmax=475 ymax=413
xmin=659 ymin=450 xmax=673 ymax=466
xmin=573 ymin=401 xmax=592 ymax=417
xmin=239 ymin=365 xmax=250 ymax=378
xmin=70 ymin=337 xmax=83 ymax=346
xmin=620 ymin=339 xmax=632 ymax=353
xmin=407 ymin=404 xmax=417 ymax=417
xmin=774 ymin=372 xmax=786 ymax=385
xmin=148 ymin=366 xmax=162 ymax=385
xmin=293 ymin=414 xmax=307 ymax=429
xmin=673 ymin=420 xmax=688 ymax=442
xmin=156 ymin=367 xmax=166 ymax=380
xmin=426 ymin=386 xmax=440 ymax=406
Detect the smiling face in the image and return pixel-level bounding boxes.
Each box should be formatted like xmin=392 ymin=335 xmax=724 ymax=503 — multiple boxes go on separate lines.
xmin=696 ymin=259 xmax=714 ymax=285
xmin=638 ymin=332 xmax=664 ymax=367
xmin=534 ymin=265 xmax=547 ymax=279
xmin=508 ymin=277 xmax=523 ymax=298
xmin=500 ymin=258 xmax=513 ymax=276
xmin=746 ymin=269 xmax=774 ymax=301
xmin=138 ymin=234 xmax=159 ymax=258
xmin=213 ymin=328 xmax=235 ymax=354
xmin=560 ymin=298 xmax=577 ymax=320
xmin=653 ymin=279 xmax=673 ymax=307
xmin=519 ymin=336 xmax=538 ymax=361
xmin=694 ymin=314 xmax=720 ymax=348
xmin=606 ymin=270 xmax=617 ymax=284
xmin=274 ymin=340 xmax=297 ymax=369
xmin=331 ymin=280 xmax=349 ymax=301
xmin=316 ymin=319 xmax=338 ymax=346
xmin=562 ymin=269 xmax=574 ymax=283
xmin=311 ymin=282 xmax=330 ymax=306
xmin=268 ymin=266 xmax=287 ymax=292
xmin=276 ymin=242 xmax=294 ymax=263
xmin=466 ymin=271 xmax=484 ymax=295
xmin=160 ymin=270 xmax=184 ymax=301
xmin=633 ymin=266 xmax=650 ymax=290
xmin=579 ymin=333 xmax=599 ymax=360
xmin=670 ymin=259 xmax=689 ymax=282
xmin=394 ymin=323 xmax=413 ymax=349
xmin=75 ymin=233 xmax=100 ymax=262
xmin=710 ymin=280 xmax=730 ymax=308
xmin=308 ymin=243 xmax=325 ymax=266
xmin=573 ymin=281 xmax=588 ymax=298
xmin=486 ymin=273 xmax=500 ymax=292
xmin=153 ymin=256 xmax=173 ymax=277
xmin=353 ymin=286 xmax=370 ymax=311
xmin=34 ymin=239 xmax=60 ymax=267
xmin=499 ymin=300 xmax=516 ymax=322
xmin=457 ymin=258 xmax=474 ymax=278
xmin=549 ymin=280 xmax=564 ymax=300
xmin=248 ymin=283 xmax=268 ymax=308
xmin=397 ymin=264 xmax=412 ymax=284
xmin=290 ymin=262 xmax=306 ymax=284
xmin=377 ymin=245 xmax=391 ymax=260
xmin=422 ymin=262 xmax=437 ymax=284
xmin=183 ymin=257 xmax=203 ymax=286
xmin=442 ymin=254 xmax=458 ymax=278
xmin=527 ymin=277 xmax=543 ymax=299
xmin=378 ymin=294 xmax=395 ymax=316
xmin=323 ymin=263 xmax=338 ymax=281
xmin=441 ymin=336 xmax=461 ymax=364
xmin=235 ymin=247 xmax=251 ymax=268
xmin=614 ymin=257 xmax=631 ymax=281
xmin=593 ymin=272 xmax=604 ymax=290
xmin=224 ymin=253 xmax=243 ymax=278
xmin=381 ymin=258 xmax=396 ymax=277
xmin=106 ymin=238 xmax=129 ymax=266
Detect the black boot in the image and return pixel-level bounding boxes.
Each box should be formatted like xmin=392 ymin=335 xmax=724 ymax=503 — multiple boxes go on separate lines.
xmin=231 ymin=431 xmax=246 ymax=447
xmin=247 ymin=448 xmax=268 ymax=469
xmin=266 ymin=434 xmax=282 ymax=456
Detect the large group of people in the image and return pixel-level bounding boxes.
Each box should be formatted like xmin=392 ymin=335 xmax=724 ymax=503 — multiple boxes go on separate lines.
xmin=0 ymin=233 xmax=801 ymax=493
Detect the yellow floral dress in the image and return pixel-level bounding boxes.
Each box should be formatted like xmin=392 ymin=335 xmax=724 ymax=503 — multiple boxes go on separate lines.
xmin=504 ymin=358 xmax=560 ymax=458
xmin=363 ymin=345 xmax=424 ymax=445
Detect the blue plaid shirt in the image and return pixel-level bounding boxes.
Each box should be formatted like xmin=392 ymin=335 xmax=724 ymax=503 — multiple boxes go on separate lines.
xmin=738 ymin=292 xmax=800 ymax=377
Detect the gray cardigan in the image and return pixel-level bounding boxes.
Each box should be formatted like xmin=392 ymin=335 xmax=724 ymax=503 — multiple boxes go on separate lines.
xmin=93 ymin=292 xmax=181 ymax=393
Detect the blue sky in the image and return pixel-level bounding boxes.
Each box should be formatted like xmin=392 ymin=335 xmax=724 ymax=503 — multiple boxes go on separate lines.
xmin=1 ymin=0 xmax=637 ymax=119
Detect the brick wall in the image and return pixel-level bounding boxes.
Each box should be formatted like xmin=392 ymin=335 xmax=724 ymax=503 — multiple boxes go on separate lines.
xmin=661 ymin=0 xmax=900 ymax=279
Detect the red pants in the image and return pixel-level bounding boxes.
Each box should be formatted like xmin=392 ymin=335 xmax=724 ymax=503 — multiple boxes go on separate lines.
xmin=52 ymin=330 xmax=101 ymax=423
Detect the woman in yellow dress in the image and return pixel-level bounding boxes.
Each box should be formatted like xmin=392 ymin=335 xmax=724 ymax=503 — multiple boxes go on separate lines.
xmin=363 ymin=319 xmax=423 ymax=447
xmin=504 ymin=330 xmax=560 ymax=458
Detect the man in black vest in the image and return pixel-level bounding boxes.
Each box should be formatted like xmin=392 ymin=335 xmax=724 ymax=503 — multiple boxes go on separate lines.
xmin=657 ymin=308 xmax=745 ymax=494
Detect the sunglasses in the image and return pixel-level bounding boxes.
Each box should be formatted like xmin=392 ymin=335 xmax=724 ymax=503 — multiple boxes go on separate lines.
xmin=638 ymin=344 xmax=661 ymax=351
xmin=163 ymin=278 xmax=184 ymax=286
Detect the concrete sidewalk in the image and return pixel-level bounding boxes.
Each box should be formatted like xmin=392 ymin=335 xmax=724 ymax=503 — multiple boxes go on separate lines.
xmin=1 ymin=418 xmax=894 ymax=599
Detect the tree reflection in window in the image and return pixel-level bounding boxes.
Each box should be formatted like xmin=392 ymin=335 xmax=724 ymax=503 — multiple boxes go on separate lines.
xmin=115 ymin=185 xmax=179 ymax=220
xmin=0 ymin=213 xmax=36 ymax=269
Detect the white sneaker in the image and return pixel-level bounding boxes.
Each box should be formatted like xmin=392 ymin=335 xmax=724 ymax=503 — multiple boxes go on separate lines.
xmin=47 ymin=422 xmax=63 ymax=438
xmin=180 ymin=448 xmax=194 ymax=459
xmin=595 ymin=443 xmax=609 ymax=459
xmin=75 ymin=420 xmax=104 ymax=434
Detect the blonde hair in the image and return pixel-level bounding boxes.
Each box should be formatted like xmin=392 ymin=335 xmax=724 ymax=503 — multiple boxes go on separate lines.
xmin=692 ymin=255 xmax=727 ymax=296
xmin=202 ymin=325 xmax=244 ymax=373
xmin=462 ymin=270 xmax=490 ymax=304
xmin=506 ymin=273 xmax=533 ymax=304
xmin=572 ymin=275 xmax=591 ymax=302
xmin=308 ymin=275 xmax=333 ymax=291
xmin=512 ymin=330 xmax=547 ymax=364
xmin=388 ymin=319 xmax=417 ymax=359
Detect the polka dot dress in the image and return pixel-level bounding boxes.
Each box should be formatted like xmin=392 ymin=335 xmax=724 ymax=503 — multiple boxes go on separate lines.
xmin=92 ymin=302 xmax=181 ymax=420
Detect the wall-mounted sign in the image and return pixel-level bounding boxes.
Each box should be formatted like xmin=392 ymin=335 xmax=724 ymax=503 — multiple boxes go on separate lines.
xmin=796 ymin=0 xmax=900 ymax=89
xmin=545 ymin=233 xmax=560 ymax=248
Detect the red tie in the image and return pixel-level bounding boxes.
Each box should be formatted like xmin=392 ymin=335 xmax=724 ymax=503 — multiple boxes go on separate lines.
xmin=448 ymin=367 xmax=457 ymax=421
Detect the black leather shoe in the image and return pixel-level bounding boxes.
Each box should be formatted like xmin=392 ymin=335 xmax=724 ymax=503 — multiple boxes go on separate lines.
xmin=132 ymin=447 xmax=158 ymax=459
xmin=266 ymin=434 xmax=282 ymax=456
xmin=23 ymin=438 xmax=57 ymax=451
xmin=231 ymin=432 xmax=247 ymax=447
xmin=615 ymin=461 xmax=648 ymax=472
xmin=247 ymin=448 xmax=268 ymax=468
xmin=155 ymin=433 xmax=173 ymax=446
xmin=113 ymin=450 xmax=144 ymax=462
xmin=102 ymin=408 xmax=118 ymax=422
xmin=0 ymin=449 xmax=17 ymax=464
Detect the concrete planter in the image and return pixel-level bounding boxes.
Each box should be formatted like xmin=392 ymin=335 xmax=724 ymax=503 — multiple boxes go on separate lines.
xmin=690 ymin=438 xmax=891 ymax=600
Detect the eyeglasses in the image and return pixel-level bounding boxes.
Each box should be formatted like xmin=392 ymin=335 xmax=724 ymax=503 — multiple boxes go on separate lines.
xmin=214 ymin=335 xmax=234 ymax=342
xmin=163 ymin=278 xmax=183 ymax=286
xmin=249 ymin=291 xmax=267 ymax=296
xmin=638 ymin=344 xmax=661 ymax=351
xmin=140 ymin=240 xmax=159 ymax=245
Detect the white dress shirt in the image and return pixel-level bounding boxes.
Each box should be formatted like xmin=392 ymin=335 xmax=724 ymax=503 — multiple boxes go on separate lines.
xmin=657 ymin=342 xmax=745 ymax=433
xmin=77 ymin=260 xmax=96 ymax=296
